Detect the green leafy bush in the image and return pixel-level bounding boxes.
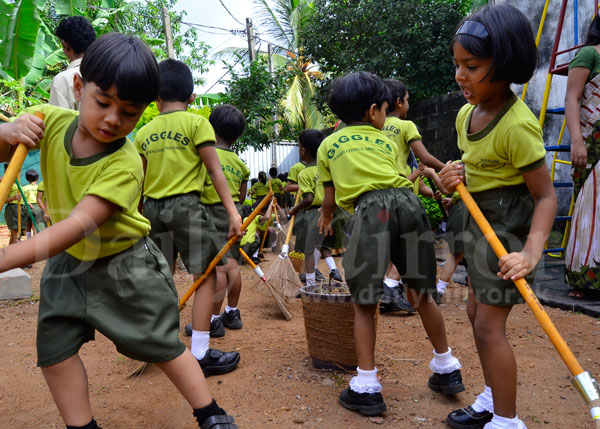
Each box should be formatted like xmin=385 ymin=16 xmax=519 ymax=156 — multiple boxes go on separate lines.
xmin=418 ymin=195 xmax=443 ymax=229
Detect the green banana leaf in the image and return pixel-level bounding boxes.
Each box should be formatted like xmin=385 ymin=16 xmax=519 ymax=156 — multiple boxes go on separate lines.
xmin=55 ymin=0 xmax=85 ymax=16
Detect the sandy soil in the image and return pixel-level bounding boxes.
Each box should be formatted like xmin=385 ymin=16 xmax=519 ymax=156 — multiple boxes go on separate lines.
xmin=0 ymin=228 xmax=599 ymax=428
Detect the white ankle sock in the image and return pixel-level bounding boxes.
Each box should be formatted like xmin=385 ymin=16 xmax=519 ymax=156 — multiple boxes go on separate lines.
xmin=472 ymin=385 xmax=494 ymax=413
xmin=314 ymin=249 xmax=321 ymax=269
xmin=488 ymin=414 xmax=526 ymax=429
xmin=210 ymin=314 xmax=220 ymax=322
xmin=252 ymin=249 xmax=259 ymax=258
xmin=430 ymin=347 xmax=461 ymax=374
xmin=191 ymin=330 xmax=210 ymax=360
xmin=383 ymin=276 xmax=400 ymax=288
xmin=349 ymin=367 xmax=382 ymax=394
xmin=325 ymin=256 xmax=337 ymax=271
xmin=225 ymin=305 xmax=237 ymax=313
xmin=436 ymin=279 xmax=449 ymax=295
xmin=306 ymin=272 xmax=316 ymax=286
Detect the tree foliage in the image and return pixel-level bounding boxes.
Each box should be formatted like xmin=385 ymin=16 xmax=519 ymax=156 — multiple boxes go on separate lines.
xmin=219 ymin=56 xmax=299 ymax=152
xmin=300 ymin=0 xmax=472 ymax=104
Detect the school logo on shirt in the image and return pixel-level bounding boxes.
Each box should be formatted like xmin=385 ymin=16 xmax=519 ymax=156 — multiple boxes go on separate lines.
xmin=327 ymin=134 xmax=393 ymax=160
xmin=476 ymin=158 xmax=506 ymax=170
xmin=140 ymin=131 xmax=191 ymax=151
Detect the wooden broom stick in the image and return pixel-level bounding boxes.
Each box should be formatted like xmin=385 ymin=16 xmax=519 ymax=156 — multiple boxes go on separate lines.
xmin=456 ymin=182 xmax=600 ymax=426
xmin=280 ymin=191 xmax=302 ymax=257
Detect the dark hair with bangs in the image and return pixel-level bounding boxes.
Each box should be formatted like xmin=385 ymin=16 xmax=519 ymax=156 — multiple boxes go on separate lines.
xmin=26 ymin=169 xmax=39 ymax=182
xmin=80 ymin=33 xmax=160 ymax=104
xmin=56 ymin=16 xmax=96 ymax=55
xmin=449 ymin=4 xmax=538 ymax=85
xmin=585 ymin=16 xmax=600 ymax=46
xmin=383 ymin=78 xmax=408 ymax=112
xmin=209 ymin=104 xmax=246 ymax=143
xmin=158 ymin=59 xmax=194 ymax=102
xmin=298 ymin=129 xmax=324 ymax=159
xmin=327 ymin=72 xmax=389 ymax=123
xmin=269 ymin=167 xmax=278 ymax=177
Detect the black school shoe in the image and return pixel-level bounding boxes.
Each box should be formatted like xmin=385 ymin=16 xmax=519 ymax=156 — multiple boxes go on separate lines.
xmin=428 ymin=369 xmax=465 ymax=395
xmin=200 ymin=414 xmax=238 ymax=429
xmin=446 ymin=406 xmax=493 ymax=429
xmin=338 ymin=388 xmax=387 ymax=416
xmin=315 ymin=269 xmax=325 ymax=282
xmin=183 ymin=318 xmax=226 ymax=338
xmin=329 ymin=268 xmax=344 ymax=281
xmin=197 ymin=348 xmax=240 ymax=377
xmin=220 ymin=309 xmax=243 ymax=330
xmin=379 ymin=284 xmax=416 ymax=313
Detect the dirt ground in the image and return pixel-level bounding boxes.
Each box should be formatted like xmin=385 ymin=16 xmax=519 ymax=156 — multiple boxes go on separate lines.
xmin=1 ymin=228 xmax=599 ymax=428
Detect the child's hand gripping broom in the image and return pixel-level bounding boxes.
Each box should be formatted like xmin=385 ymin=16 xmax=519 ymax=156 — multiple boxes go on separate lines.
xmin=456 ymin=181 xmax=600 ymax=427
xmin=128 ymin=191 xmax=274 ymax=377
xmin=239 ymin=247 xmax=292 ymax=320
xmin=0 ymin=112 xmax=45 ymax=209
xmin=260 ymin=192 xmax=303 ymax=298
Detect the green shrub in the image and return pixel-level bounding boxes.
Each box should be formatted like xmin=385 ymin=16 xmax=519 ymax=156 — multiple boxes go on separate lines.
xmin=418 ymin=195 xmax=443 ymax=229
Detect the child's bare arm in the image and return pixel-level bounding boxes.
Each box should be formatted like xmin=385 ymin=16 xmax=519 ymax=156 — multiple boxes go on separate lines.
xmin=411 ymin=141 xmax=445 ymax=171
xmin=421 ymin=167 xmax=450 ymax=195
xmin=239 ymin=181 xmax=248 ymax=203
xmin=0 ymin=114 xmax=45 ymax=161
xmin=198 ymin=145 xmax=242 ymax=238
xmin=418 ymin=180 xmax=434 ymax=198
xmin=318 ymin=186 xmax=336 ymax=235
xmin=288 ymin=194 xmax=313 ymax=216
xmin=439 ymin=161 xmax=464 ymax=192
xmin=283 ymin=182 xmax=298 ymax=193
xmin=497 ymin=166 xmax=556 ymax=281
xmin=0 ymin=195 xmax=117 ymax=272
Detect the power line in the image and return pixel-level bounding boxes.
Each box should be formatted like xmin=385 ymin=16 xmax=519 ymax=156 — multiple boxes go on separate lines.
xmin=203 ymin=52 xmax=246 ymax=94
xmin=218 ymin=0 xmax=244 ymax=26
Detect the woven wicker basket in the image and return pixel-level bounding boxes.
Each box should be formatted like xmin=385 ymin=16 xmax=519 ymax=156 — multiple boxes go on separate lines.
xmin=289 ymin=251 xmax=305 ymax=273
xmin=300 ymin=285 xmax=378 ymax=371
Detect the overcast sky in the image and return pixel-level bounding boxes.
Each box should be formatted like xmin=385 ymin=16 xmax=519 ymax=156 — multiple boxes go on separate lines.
xmin=173 ymin=0 xmax=256 ymax=94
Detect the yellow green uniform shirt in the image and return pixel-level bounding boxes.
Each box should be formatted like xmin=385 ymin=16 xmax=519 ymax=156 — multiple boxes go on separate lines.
xmin=257 ymin=213 xmax=275 ymax=232
xmin=201 ymin=148 xmax=250 ymax=204
xmin=287 ymin=161 xmax=307 ymax=184
xmin=22 ymin=183 xmax=38 ymax=204
xmin=250 ymin=181 xmax=269 ymax=197
xmin=38 ymin=181 xmax=46 ymax=205
xmin=240 ymin=216 xmax=260 ymax=246
xmin=382 ymin=117 xmax=422 ymax=177
xmin=317 ymin=124 xmax=412 ymax=213
xmin=270 ymin=177 xmax=284 ymax=194
xmin=456 ymin=93 xmax=547 ymax=193
xmin=298 ymin=165 xmax=323 ymax=207
xmin=7 ymin=183 xmax=19 ymax=204
xmin=134 ymin=110 xmax=215 ymax=199
xmin=23 ymin=104 xmax=150 ymax=261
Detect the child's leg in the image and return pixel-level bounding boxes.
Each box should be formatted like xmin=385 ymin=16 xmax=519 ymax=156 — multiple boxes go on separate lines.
xmin=437 ymin=252 xmax=464 ymax=296
xmin=304 ymin=251 xmax=315 ymax=285
xmin=212 ymin=266 xmax=228 ymax=317
xmin=41 ymin=354 xmax=93 ymax=427
xmin=192 ymin=271 xmax=216 ymax=332
xmin=405 ymin=288 xmax=448 ymax=353
xmin=224 ymin=258 xmax=242 ymax=308
xmin=9 ymin=229 xmax=18 ymax=244
xmin=354 ymin=304 xmax=377 ymax=369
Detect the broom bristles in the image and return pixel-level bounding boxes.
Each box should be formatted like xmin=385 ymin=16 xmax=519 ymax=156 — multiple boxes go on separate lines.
xmin=272 ymin=229 xmax=285 ymax=254
xmin=262 ymin=255 xmax=302 ymax=298
xmin=263 ymin=279 xmax=293 ymax=320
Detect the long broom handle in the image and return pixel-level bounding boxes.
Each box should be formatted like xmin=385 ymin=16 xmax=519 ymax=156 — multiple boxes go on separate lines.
xmin=239 ymin=247 xmax=267 ymax=282
xmin=268 ymin=179 xmax=282 ymax=226
xmin=258 ymin=217 xmax=272 ymax=253
xmin=16 ymin=179 xmax=40 ymax=233
xmin=457 ymin=182 xmax=600 ymax=427
xmin=0 ymin=112 xmax=44 ymax=209
xmin=284 ymin=191 xmax=302 ymax=248
xmin=425 ymin=176 xmax=448 ymax=222
xmin=178 ymin=190 xmax=273 ymax=310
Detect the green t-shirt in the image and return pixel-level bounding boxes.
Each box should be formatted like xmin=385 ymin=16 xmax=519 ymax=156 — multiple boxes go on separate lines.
xmin=382 ymin=117 xmax=422 ymax=177
xmin=298 ymin=165 xmax=323 ymax=207
xmin=569 ymin=45 xmax=600 ymax=82
xmin=22 ymin=183 xmax=38 ymax=204
xmin=134 ymin=110 xmax=215 ymax=199
xmin=287 ymin=161 xmax=307 ymax=184
xmin=270 ymin=177 xmax=284 ymax=194
xmin=250 ymin=181 xmax=269 ymax=197
xmin=240 ymin=216 xmax=259 ymax=246
xmin=201 ymin=148 xmax=250 ymax=204
xmin=37 ymin=181 xmax=46 ymax=205
xmin=317 ymin=124 xmax=412 ymax=213
xmin=7 ymin=183 xmax=19 ymax=205
xmin=456 ymin=93 xmax=547 ymax=193
xmin=23 ymin=104 xmax=150 ymax=261
xmin=257 ymin=213 xmax=275 ymax=232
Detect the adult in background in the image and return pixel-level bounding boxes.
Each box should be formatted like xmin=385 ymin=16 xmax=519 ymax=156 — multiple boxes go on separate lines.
xmin=49 ymin=16 xmax=96 ymax=110
xmin=564 ymin=15 xmax=600 ymax=297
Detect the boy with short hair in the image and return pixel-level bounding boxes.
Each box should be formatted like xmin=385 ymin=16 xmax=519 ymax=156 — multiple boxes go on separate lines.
xmin=0 ymin=33 xmax=237 ymax=429
xmin=135 ymin=59 xmax=242 ymax=376
xmin=288 ymin=129 xmax=343 ymax=285
xmin=318 ymin=72 xmax=463 ymax=416
xmin=22 ymin=169 xmax=45 ymax=234
xmin=268 ymin=166 xmax=284 ymax=206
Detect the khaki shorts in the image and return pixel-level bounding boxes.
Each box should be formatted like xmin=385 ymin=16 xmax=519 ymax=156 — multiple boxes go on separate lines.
xmin=294 ymin=207 xmax=336 ymax=254
xmin=37 ymin=237 xmax=185 ymax=367
xmin=143 ymin=192 xmax=220 ymax=274
xmin=464 ymin=185 xmax=536 ymax=306
xmin=4 ymin=204 xmax=26 ymax=231
xmin=343 ymin=188 xmax=437 ymax=305
xmin=203 ymin=202 xmax=242 ymax=260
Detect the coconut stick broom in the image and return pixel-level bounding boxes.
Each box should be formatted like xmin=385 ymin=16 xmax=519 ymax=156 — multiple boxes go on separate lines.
xmin=128 ymin=191 xmax=274 ymax=377
xmin=456 ymin=181 xmax=600 ymax=427
xmin=261 ymin=192 xmax=303 ymax=298
xmin=239 ymin=247 xmax=292 ymax=320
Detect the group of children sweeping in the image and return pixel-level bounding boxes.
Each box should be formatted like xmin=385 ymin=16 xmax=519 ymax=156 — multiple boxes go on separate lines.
xmin=0 ymin=3 xmax=559 ymax=429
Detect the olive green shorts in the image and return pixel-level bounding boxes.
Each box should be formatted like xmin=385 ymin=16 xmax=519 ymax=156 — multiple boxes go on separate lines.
xmin=4 ymin=204 xmax=26 ymax=231
xmin=27 ymin=203 xmax=45 ymax=230
xmin=203 ymin=202 xmax=242 ymax=260
xmin=37 ymin=237 xmax=185 ymax=367
xmin=143 ymin=192 xmax=220 ymax=274
xmin=464 ymin=185 xmax=536 ymax=306
xmin=343 ymin=188 xmax=437 ymax=305
xmin=446 ymin=200 xmax=466 ymax=254
xmin=294 ymin=207 xmax=336 ymax=254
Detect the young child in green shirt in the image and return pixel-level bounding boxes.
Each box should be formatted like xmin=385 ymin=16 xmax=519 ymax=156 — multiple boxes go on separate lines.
xmin=317 ymin=72 xmax=463 ymax=416
xmin=268 ymin=166 xmax=284 ymax=206
xmin=0 ymin=33 xmax=237 ymax=429
xmin=22 ymin=168 xmax=45 ymax=235
xmin=135 ymin=59 xmax=242 ymax=378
